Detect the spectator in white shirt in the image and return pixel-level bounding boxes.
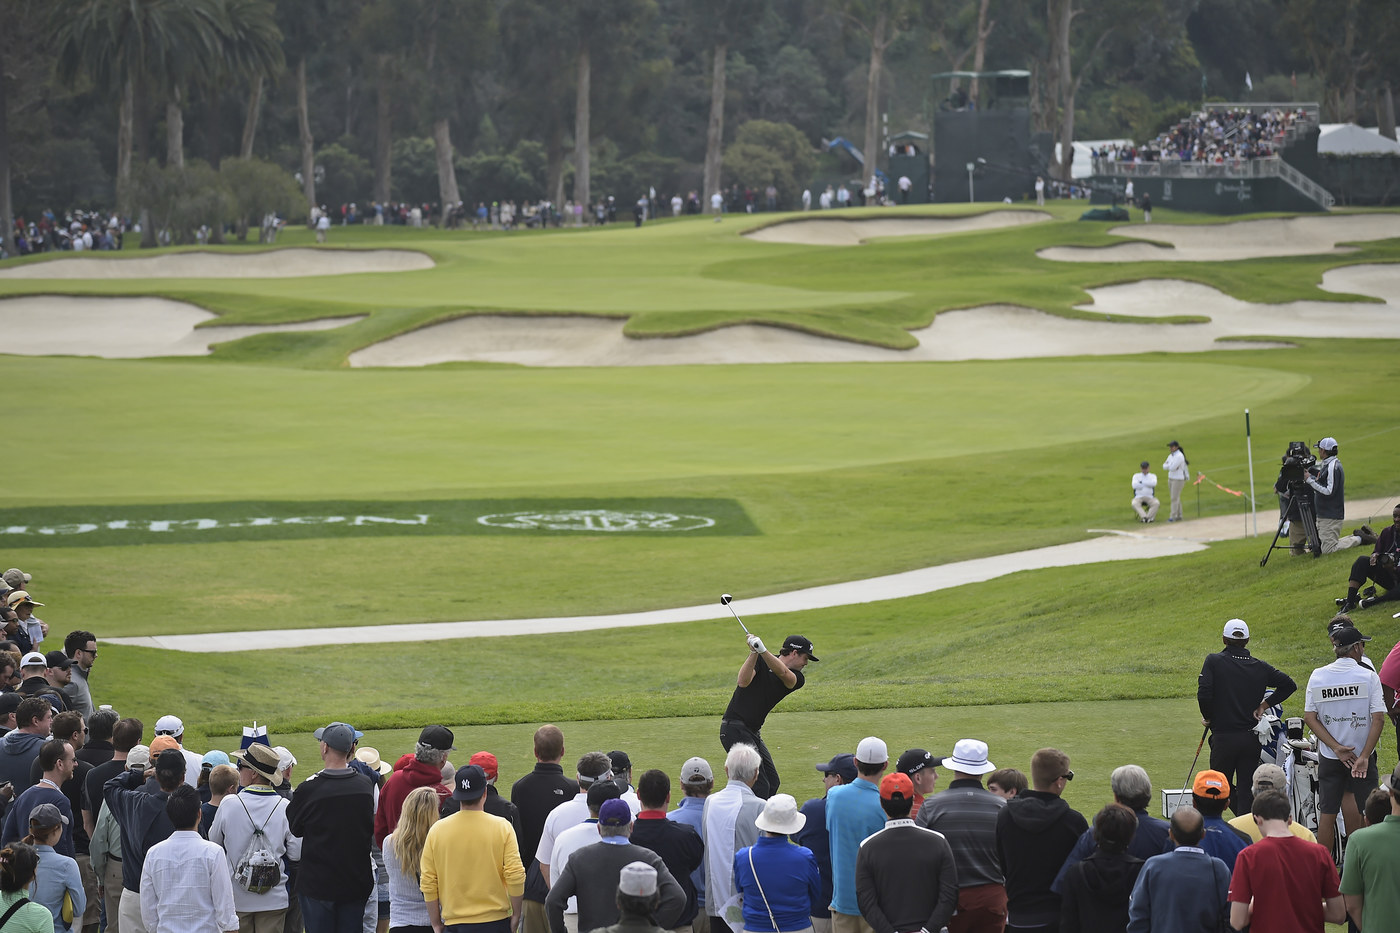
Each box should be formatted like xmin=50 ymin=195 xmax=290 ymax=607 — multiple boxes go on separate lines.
xmin=140 ymin=786 xmax=238 ymax=933
xmin=1131 ymin=461 xmax=1160 ymax=523
xmin=1163 ymin=440 xmax=1189 ymax=522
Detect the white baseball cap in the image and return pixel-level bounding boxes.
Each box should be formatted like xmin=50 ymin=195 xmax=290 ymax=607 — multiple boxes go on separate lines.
xmin=618 ymin=862 xmax=658 ymax=897
xmin=1315 ymin=437 xmax=1338 ymax=452
xmin=154 ymin=715 xmax=184 ymax=736
xmin=855 ymin=736 xmax=888 ymax=765
xmin=1223 ymin=619 xmax=1250 ymax=640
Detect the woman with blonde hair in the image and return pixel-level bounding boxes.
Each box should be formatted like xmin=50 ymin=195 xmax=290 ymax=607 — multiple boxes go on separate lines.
xmin=383 ymin=785 xmax=440 ymax=933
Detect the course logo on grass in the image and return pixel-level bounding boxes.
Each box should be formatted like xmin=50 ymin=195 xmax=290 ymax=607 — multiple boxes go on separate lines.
xmin=478 ymin=509 xmax=715 ymax=532
xmin=0 ymin=498 xmax=756 ymax=547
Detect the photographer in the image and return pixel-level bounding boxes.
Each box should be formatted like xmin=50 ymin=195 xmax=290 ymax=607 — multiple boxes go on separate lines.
xmin=1337 ymin=505 xmax=1400 ymax=611
xmin=1305 ymin=438 xmax=1364 ymax=555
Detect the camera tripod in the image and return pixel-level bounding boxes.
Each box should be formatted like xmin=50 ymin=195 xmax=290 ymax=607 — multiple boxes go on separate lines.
xmin=1261 ymin=486 xmax=1321 ymax=566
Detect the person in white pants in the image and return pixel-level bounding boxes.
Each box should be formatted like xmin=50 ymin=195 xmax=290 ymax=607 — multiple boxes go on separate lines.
xmin=1163 ymin=440 xmax=1189 ymax=522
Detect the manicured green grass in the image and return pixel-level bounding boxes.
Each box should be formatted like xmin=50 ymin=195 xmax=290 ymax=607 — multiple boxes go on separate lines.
xmin=2 ymin=203 xmax=1397 ymax=357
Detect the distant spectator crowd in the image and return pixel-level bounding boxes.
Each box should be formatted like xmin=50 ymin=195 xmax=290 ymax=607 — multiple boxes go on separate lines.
xmin=1092 ymin=107 xmax=1314 ymax=169
xmin=6 ymin=212 xmax=128 ymax=257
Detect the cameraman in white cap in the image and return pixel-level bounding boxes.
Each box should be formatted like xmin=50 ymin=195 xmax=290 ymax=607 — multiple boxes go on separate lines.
xmin=1306 ymin=437 xmax=1363 ymax=555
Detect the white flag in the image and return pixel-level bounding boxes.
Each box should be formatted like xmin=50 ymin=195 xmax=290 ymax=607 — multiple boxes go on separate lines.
xmin=1245 ymin=71 xmax=1253 ymax=91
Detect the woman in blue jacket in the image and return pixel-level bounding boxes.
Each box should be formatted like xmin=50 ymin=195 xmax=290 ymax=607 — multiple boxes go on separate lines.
xmin=734 ymin=794 xmax=822 ymax=933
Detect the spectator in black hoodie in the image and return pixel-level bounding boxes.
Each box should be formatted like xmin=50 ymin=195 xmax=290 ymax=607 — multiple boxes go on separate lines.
xmin=1058 ymin=804 xmax=1142 ymax=933
xmin=995 ymin=748 xmax=1087 ymax=933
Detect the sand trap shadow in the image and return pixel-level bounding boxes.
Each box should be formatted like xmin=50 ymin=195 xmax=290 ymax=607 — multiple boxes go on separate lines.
xmin=0 ymin=248 xmax=434 ymax=279
xmin=1039 ymin=213 xmax=1400 ymax=263
xmin=744 ymin=210 xmax=1050 ymax=246
xmin=0 ymin=296 xmax=364 ymax=358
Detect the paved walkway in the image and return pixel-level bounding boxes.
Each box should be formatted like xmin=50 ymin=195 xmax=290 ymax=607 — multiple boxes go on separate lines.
xmin=108 ymin=495 xmax=1397 ymax=653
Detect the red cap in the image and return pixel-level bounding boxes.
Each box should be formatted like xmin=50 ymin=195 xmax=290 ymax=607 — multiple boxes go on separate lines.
xmin=469 ymin=751 xmax=498 ymax=780
xmin=880 ymin=772 xmax=913 ymax=800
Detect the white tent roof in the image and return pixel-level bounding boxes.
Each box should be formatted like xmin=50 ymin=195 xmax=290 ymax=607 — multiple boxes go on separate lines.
xmin=1318 ymin=123 xmax=1400 ymax=156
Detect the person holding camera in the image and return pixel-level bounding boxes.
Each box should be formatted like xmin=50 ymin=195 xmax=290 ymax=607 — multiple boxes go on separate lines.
xmin=1337 ymin=505 xmax=1400 ymax=611
xmin=1306 ymin=437 xmax=1365 ymax=555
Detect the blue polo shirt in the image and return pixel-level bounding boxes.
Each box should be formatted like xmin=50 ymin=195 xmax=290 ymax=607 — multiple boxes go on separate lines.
xmin=825 ymin=779 xmax=884 ymax=916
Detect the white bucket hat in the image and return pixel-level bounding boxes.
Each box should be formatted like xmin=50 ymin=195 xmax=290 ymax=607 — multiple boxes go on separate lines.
xmin=944 ymin=739 xmax=996 ymax=775
xmin=754 ymin=793 xmax=806 ymax=835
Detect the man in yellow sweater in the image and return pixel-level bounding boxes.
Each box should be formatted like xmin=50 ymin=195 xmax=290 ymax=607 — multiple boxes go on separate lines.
xmin=421 ymin=764 xmax=526 ymax=933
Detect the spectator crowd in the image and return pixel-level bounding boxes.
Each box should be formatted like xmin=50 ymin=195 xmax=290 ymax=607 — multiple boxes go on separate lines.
xmin=1092 ymin=107 xmax=1314 ymax=169
xmin=1 ymin=558 xmax=1398 ymax=933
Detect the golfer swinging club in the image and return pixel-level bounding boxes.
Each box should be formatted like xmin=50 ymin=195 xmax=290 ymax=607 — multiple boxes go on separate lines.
xmin=718 ymin=601 xmax=818 ymax=800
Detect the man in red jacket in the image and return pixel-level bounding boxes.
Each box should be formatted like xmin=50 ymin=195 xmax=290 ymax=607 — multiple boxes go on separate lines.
xmin=373 ymin=724 xmax=454 ymax=846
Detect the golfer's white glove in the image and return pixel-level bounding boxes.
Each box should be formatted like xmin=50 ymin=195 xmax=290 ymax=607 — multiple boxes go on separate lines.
xmin=747 ymin=635 xmax=766 ymax=654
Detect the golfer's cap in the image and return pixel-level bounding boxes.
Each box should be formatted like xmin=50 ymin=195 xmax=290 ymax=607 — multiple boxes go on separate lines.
xmin=19 ymin=652 xmax=46 ymax=668
xmin=855 ymin=736 xmax=888 ymax=765
xmin=1140 ymin=461 xmax=1150 ymax=468
xmin=782 ymin=635 xmax=818 ymax=661
xmin=43 ymin=651 xmax=69 ymax=670
xmin=608 ymin=750 xmax=632 ymax=773
xmin=1252 ymin=763 xmax=1287 ymax=793
xmin=149 ymin=735 xmax=181 ymax=756
xmin=313 ymin=721 xmax=363 ymax=753
xmin=1223 ymin=619 xmax=1250 ymax=640
xmin=418 ymin=724 xmax=455 ymax=751
xmin=681 ymin=757 xmax=713 ymax=785
xmin=1192 ymin=770 xmax=1230 ymax=799
xmin=879 ymin=772 xmax=914 ymax=801
xmin=6 ymin=592 xmax=41 ymax=610
xmin=1315 ymin=437 xmax=1338 ymax=451
xmin=453 ymin=764 xmax=487 ymax=802
xmin=1332 ymin=625 xmax=1371 ymax=648
xmin=126 ymin=745 xmax=151 ymax=771
xmin=154 ymin=715 xmax=184 ymax=736
xmin=814 ymin=752 xmax=857 ymax=784
xmin=618 ymin=861 xmax=658 ymax=897
xmin=599 ymin=798 xmax=633 ymax=827
xmin=28 ymin=803 xmax=67 ymax=829
xmin=470 ymin=751 xmax=499 ymax=780
xmin=896 ymin=748 xmax=934 ymax=776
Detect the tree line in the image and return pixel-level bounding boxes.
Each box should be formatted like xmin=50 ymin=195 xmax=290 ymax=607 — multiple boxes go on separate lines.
xmin=2 ymin=0 xmax=1397 ymax=254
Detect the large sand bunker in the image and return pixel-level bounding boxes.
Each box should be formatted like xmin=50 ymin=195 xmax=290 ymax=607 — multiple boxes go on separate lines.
xmin=0 ymin=296 xmax=363 ymax=358
xmin=0 ymin=248 xmax=433 ymax=279
xmin=744 ymin=210 xmax=1050 ymax=246
xmin=1039 ymin=213 xmax=1400 ymax=263
xmin=350 ymin=262 xmax=1400 ymax=367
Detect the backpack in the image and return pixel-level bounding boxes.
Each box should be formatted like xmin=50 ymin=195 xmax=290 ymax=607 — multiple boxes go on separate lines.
xmin=232 ymin=795 xmax=284 ymax=895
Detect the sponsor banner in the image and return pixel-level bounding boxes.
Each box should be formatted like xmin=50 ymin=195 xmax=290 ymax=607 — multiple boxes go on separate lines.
xmin=0 ymin=498 xmax=758 ymax=547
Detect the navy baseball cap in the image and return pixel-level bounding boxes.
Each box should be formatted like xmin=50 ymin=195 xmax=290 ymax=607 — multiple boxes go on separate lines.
xmin=814 ymin=753 xmax=857 ymax=784
xmin=453 ymin=764 xmax=488 ymax=802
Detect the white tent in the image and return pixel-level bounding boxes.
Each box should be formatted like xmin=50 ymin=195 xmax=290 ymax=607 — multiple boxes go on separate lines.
xmin=1318 ymin=123 xmax=1400 ymax=156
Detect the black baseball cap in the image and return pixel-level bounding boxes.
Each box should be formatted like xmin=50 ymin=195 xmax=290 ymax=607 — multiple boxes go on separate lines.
xmin=43 ymin=651 xmax=70 ymax=670
xmin=1333 ymin=625 xmax=1371 ymax=648
xmin=453 ymin=764 xmax=487 ymax=802
xmin=782 ymin=635 xmax=818 ymax=661
xmin=418 ymin=725 xmax=455 ymax=751
xmin=608 ymin=750 xmax=632 ymax=773
xmin=897 ymin=748 xmax=935 ymax=776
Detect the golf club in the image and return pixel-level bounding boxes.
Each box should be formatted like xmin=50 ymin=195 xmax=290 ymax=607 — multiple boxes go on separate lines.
xmin=720 ymin=594 xmax=751 ymax=635
xmin=1183 ymin=724 xmax=1209 ymax=796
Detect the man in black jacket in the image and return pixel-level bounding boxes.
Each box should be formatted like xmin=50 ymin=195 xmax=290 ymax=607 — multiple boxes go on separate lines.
xmin=629 ymin=769 xmax=703 ymax=930
xmin=287 ymin=721 xmax=375 ymax=933
xmin=994 ymin=748 xmax=1087 ymax=933
xmin=511 ymin=725 xmax=578 ymax=933
xmin=1197 ymin=619 xmax=1297 ymax=815
xmin=857 ymin=773 xmax=958 ymax=933
xmin=1338 ymin=504 xmax=1400 ymax=611
xmin=105 ymin=747 xmax=185 ymax=933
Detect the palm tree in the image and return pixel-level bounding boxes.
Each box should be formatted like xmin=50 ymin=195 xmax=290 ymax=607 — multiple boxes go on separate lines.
xmin=200 ymin=0 xmax=283 ymax=168
xmin=51 ymin=0 xmax=225 ymax=211
xmin=276 ymin=0 xmax=329 ymax=217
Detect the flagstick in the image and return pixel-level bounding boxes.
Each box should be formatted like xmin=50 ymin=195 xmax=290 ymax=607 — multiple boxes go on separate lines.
xmin=1245 ymin=409 xmax=1257 ymax=537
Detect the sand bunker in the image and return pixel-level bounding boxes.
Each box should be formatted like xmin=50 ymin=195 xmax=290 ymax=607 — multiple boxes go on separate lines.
xmin=0 ymin=296 xmax=363 ymax=358
xmin=1039 ymin=213 xmax=1400 ymax=263
xmin=350 ymin=262 xmax=1400 ymax=367
xmin=744 ymin=210 xmax=1050 ymax=246
xmin=0 ymin=248 xmax=433 ymax=279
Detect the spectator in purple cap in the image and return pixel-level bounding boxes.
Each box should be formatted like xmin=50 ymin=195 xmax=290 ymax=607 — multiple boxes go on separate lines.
xmin=547 ymin=798 xmax=685 ymax=933
xmin=288 ymin=722 xmax=375 ymax=933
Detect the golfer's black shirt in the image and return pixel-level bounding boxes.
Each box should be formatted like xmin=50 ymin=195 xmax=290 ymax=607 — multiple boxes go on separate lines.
xmin=1197 ymin=647 xmax=1297 ymax=733
xmin=723 ymin=660 xmax=803 ymax=731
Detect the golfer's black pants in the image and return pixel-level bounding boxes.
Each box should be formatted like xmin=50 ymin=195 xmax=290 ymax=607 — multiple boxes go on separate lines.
xmin=1209 ymin=730 xmax=1260 ymax=815
xmin=719 ymin=719 xmax=780 ymax=799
